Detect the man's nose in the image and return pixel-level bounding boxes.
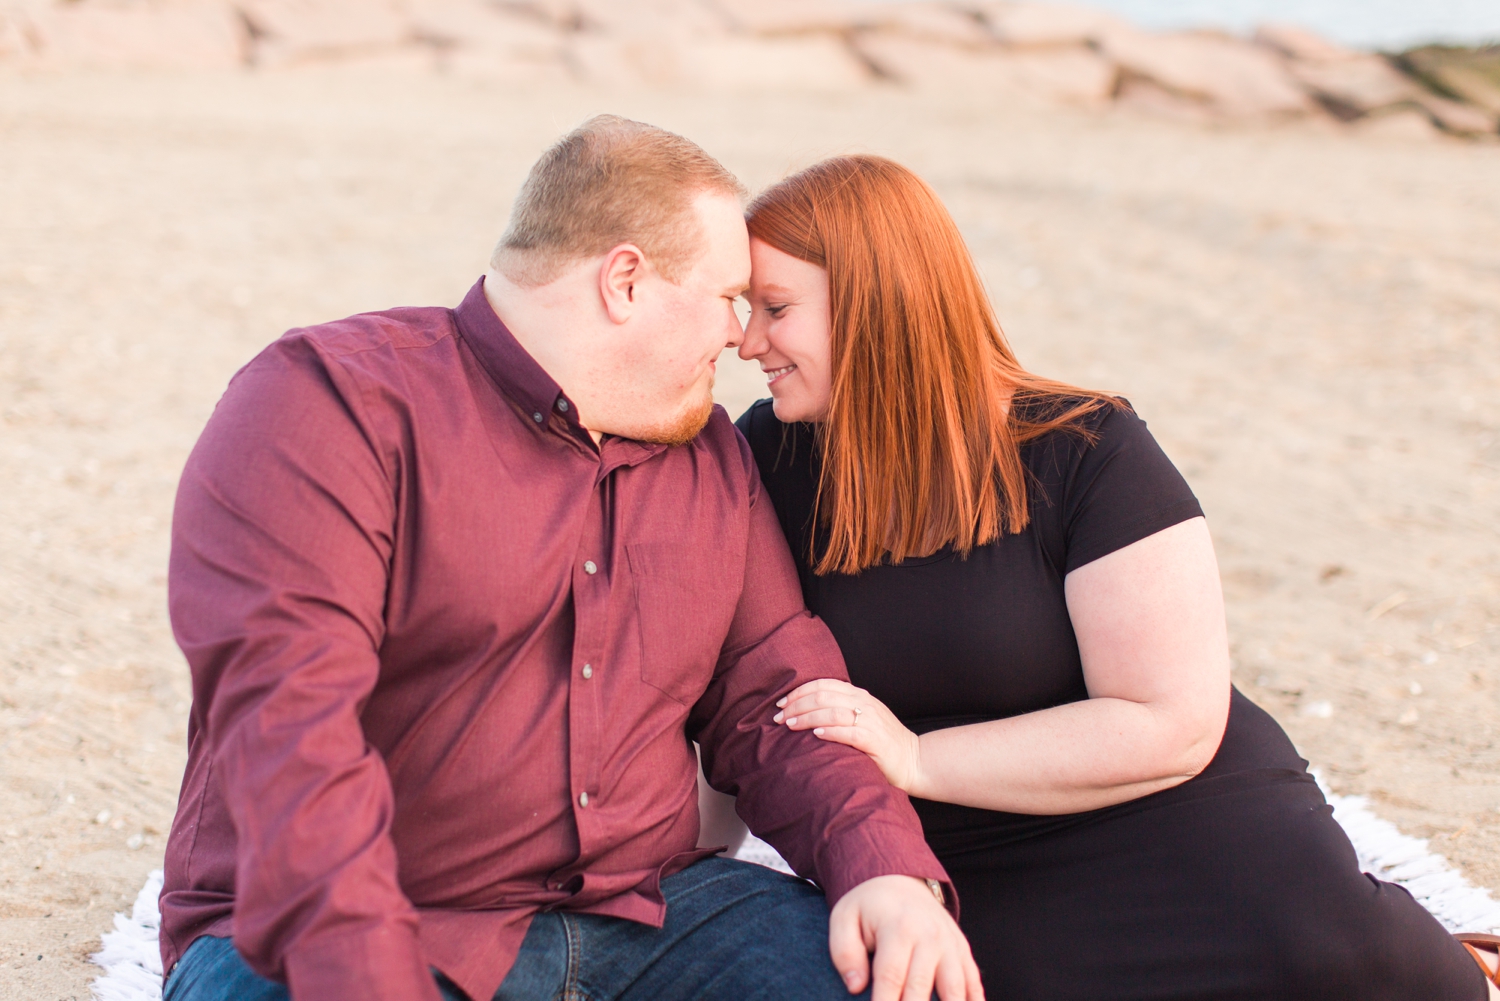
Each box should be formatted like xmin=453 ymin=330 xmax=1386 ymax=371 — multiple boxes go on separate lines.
xmin=723 ymin=311 xmax=745 ymax=350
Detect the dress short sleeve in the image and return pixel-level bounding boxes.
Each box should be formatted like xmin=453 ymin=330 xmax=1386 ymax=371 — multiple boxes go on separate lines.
xmin=1060 ymin=405 xmax=1204 ymax=575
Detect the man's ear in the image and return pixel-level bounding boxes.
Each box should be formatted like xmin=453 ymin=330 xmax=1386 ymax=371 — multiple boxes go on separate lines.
xmin=599 ymin=243 xmax=647 ymax=325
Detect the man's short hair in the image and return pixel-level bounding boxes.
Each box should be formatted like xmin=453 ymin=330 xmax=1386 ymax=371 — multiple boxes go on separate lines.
xmin=493 ymin=115 xmax=745 ymax=287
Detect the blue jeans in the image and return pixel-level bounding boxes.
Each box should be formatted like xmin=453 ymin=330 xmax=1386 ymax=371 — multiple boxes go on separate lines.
xmin=163 ymin=856 xmax=870 ymax=1001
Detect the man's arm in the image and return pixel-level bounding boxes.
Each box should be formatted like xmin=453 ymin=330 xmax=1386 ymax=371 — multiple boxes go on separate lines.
xmin=170 ymin=335 xmax=440 ymax=1001
xmin=688 ymin=447 xmax=982 ymax=1000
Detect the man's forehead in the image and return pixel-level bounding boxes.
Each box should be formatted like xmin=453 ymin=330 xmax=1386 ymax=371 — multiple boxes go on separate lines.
xmin=682 ymin=190 xmax=748 ymax=290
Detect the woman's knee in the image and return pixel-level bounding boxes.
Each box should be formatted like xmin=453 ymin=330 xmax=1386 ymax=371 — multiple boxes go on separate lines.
xmin=1268 ymin=878 xmax=1481 ymax=999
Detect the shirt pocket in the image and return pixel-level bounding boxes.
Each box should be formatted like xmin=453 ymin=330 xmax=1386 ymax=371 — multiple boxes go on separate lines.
xmin=627 ymin=541 xmax=738 ymax=706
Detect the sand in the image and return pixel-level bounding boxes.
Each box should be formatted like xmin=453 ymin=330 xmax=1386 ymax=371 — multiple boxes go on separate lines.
xmin=0 ymin=66 xmax=1496 ymax=998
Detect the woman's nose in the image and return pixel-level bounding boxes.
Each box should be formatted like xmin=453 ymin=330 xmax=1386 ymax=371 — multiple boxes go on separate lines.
xmin=738 ymin=314 xmax=767 ymax=360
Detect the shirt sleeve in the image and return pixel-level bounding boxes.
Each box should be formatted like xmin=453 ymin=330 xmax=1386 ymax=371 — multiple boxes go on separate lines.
xmin=1061 ymin=404 xmax=1205 ymax=575
xmin=687 ymin=436 xmax=956 ymax=913
xmin=168 ymin=333 xmax=441 ymax=1001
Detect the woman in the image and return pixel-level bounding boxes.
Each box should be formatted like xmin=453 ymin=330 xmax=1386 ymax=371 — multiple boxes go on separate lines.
xmin=731 ymin=155 xmax=1500 ymax=1000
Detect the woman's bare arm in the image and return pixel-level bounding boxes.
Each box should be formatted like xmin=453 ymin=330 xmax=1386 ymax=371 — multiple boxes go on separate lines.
xmin=778 ymin=517 xmax=1232 ymax=815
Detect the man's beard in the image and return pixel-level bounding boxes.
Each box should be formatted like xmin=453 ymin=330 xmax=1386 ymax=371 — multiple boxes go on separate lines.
xmin=637 ymin=392 xmax=714 ymax=447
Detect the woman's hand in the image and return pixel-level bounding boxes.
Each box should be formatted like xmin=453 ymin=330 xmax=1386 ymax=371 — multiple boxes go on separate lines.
xmin=774 ymin=679 xmax=924 ymax=794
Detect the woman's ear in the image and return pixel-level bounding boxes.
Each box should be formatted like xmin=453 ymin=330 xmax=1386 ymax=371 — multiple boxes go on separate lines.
xmin=599 ymin=243 xmax=646 ymax=325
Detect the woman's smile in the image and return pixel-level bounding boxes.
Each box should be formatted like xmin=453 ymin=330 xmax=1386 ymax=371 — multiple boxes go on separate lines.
xmin=764 ymin=364 xmax=797 ymax=385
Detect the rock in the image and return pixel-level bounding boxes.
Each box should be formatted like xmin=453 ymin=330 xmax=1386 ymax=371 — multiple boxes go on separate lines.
xmin=1002 ymin=46 xmax=1116 ymax=104
xmin=854 ymin=34 xmax=1113 ymax=104
xmin=1400 ymin=45 xmax=1500 ymax=116
xmin=973 ymin=1 xmax=1131 ymax=49
xmin=19 ymin=0 xmax=246 ymax=70
xmin=707 ymin=0 xmax=873 ymax=37
xmin=569 ymin=31 xmax=871 ymax=91
xmin=407 ymin=0 xmax=568 ymax=78
xmin=1354 ymin=106 xmax=1441 ymax=142
xmin=1264 ymin=33 xmax=1499 ymax=133
xmin=493 ymin=0 xmax=584 ymax=32
xmin=568 ymin=0 xmax=726 ymax=38
xmin=0 ymin=6 xmax=41 ymax=59
xmin=239 ymin=0 xmax=409 ymax=66
xmin=866 ymin=2 xmax=993 ymax=48
xmin=712 ymin=0 xmax=987 ymax=45
xmin=1287 ymin=55 xmax=1417 ymax=117
xmin=1253 ymin=23 xmax=1355 ymax=63
xmin=1427 ymin=64 xmax=1500 ymax=116
xmin=1411 ymin=92 xmax=1497 ymax=136
xmin=1114 ymin=75 xmax=1217 ymax=125
xmin=417 ymin=0 xmax=573 ymax=82
xmin=853 ymin=34 xmax=1022 ymax=91
xmin=1102 ymin=28 xmax=1314 ymax=119
xmin=697 ymin=34 xmax=874 ymax=90
xmin=408 ymin=0 xmax=565 ymax=50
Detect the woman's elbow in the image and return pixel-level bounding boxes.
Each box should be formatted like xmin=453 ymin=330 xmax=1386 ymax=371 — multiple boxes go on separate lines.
xmin=1171 ymin=696 xmax=1231 ymax=780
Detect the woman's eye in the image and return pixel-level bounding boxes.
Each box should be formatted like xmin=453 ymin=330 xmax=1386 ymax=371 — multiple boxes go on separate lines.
xmin=766 ymin=305 xmax=788 ymax=318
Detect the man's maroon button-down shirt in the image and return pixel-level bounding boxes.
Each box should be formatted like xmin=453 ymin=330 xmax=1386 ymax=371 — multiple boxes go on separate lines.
xmin=160 ymin=279 xmax=950 ymax=1001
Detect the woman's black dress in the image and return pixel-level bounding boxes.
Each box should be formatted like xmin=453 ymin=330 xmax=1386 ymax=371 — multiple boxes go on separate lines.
xmin=736 ymin=399 xmax=1483 ymax=1001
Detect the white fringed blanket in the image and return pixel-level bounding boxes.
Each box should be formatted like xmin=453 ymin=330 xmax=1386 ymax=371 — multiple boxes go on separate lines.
xmin=90 ymin=782 xmax=1500 ymax=1000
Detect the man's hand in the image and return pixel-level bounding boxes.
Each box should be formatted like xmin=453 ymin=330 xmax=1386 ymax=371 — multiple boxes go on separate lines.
xmin=829 ymin=874 xmax=983 ymax=1001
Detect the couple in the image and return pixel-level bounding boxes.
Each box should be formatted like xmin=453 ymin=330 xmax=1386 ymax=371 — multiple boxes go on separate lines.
xmin=157 ymin=116 xmax=1496 ymax=1001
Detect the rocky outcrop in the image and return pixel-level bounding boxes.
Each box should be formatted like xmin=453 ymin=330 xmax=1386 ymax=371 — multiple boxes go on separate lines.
xmin=1103 ymin=27 xmax=1314 ymax=119
xmin=239 ymin=0 xmax=408 ymax=65
xmin=0 ymin=0 xmax=246 ymax=69
xmin=1254 ymin=28 xmax=1499 ymax=136
xmin=0 ymin=0 xmax=1495 ymax=137
xmin=1399 ymin=45 xmax=1500 ymax=117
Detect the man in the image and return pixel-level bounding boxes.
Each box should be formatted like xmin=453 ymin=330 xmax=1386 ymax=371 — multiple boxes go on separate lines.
xmin=159 ymin=115 xmax=982 ymax=1001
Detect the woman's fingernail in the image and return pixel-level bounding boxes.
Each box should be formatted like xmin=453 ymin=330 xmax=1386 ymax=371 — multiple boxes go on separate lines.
xmin=843 ymin=971 xmax=860 ymax=989
xmin=785 ymin=717 xmax=797 ymax=726
xmin=773 ymin=712 xmax=784 ymax=723
xmin=813 ymin=727 xmax=824 ymax=735
xmin=776 ymin=697 xmax=786 ymax=707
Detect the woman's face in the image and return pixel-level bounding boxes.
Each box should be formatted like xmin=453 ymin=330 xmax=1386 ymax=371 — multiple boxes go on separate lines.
xmin=739 ymin=237 xmax=833 ymax=423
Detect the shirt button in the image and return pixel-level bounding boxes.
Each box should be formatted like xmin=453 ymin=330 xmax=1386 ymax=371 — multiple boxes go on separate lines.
xmin=579 ymin=792 xmax=589 ymax=807
xmin=583 ymin=560 xmax=597 ymax=575
xmin=532 ymin=412 xmax=544 ymax=423
xmin=557 ymin=399 xmax=569 ymax=412
xmin=582 ymin=664 xmax=593 ymax=679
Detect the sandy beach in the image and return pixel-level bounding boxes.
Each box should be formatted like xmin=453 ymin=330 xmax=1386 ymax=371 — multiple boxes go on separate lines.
xmin=1 ymin=62 xmax=1497 ymax=997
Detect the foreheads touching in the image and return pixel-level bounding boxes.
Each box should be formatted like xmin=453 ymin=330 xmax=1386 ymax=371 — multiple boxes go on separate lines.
xmin=485 ymin=116 xmax=750 ymax=449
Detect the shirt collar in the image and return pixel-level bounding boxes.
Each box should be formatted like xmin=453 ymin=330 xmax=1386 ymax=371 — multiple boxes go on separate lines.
xmin=452 ymin=277 xmax=667 ymax=465
xmin=453 ymin=276 xmax=584 ymax=434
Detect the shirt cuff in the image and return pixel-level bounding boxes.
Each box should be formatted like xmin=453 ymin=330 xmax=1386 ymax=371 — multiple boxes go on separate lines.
xmin=817 ymin=820 xmax=959 ymax=920
xmin=283 ymin=923 xmax=443 ymax=1001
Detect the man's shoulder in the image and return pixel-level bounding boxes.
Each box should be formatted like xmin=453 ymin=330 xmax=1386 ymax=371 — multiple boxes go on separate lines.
xmin=240 ymin=306 xmax=461 ymax=404
xmin=277 ymin=305 xmax=457 ymax=361
xmin=691 ymin=405 xmax=755 ymax=472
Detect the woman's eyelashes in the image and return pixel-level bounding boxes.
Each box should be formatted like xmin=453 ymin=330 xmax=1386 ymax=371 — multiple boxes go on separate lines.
xmin=764 ymin=304 xmax=788 ymax=318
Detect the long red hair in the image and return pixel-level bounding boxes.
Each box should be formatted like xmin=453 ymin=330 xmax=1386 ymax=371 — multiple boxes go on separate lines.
xmin=746 ymin=155 xmax=1120 ymax=575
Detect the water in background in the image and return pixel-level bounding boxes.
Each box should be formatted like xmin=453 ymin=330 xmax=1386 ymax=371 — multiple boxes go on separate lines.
xmin=1022 ymin=0 xmax=1500 ymax=50
xmin=861 ymin=0 xmax=1500 ymax=51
